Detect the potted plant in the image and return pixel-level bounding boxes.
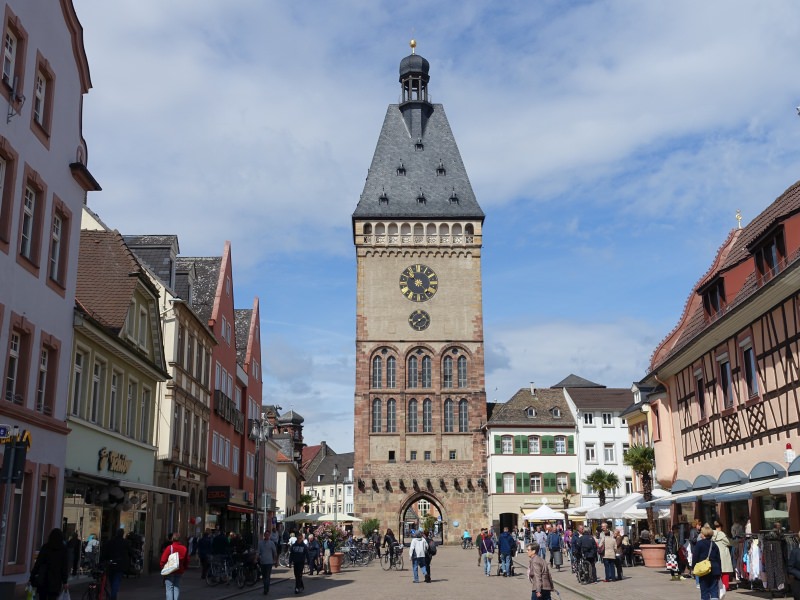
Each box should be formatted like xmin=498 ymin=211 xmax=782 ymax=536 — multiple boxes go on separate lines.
xmin=624 ymin=444 xmax=663 ymax=567
xmin=315 ymin=522 xmax=348 ymax=573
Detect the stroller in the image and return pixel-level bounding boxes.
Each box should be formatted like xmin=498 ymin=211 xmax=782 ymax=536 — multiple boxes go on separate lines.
xmin=497 ymin=546 xmax=516 ymax=576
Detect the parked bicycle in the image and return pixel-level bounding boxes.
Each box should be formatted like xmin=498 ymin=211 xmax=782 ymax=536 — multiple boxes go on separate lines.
xmin=231 ymin=551 xmax=259 ymax=588
xmin=381 ymin=544 xmax=404 ymax=571
xmin=461 ymin=537 xmax=474 ymax=550
xmin=206 ymin=555 xmax=231 ymax=586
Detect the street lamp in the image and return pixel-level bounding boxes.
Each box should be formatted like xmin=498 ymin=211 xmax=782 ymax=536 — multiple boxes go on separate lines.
xmin=248 ymin=418 xmax=268 ymax=549
xmin=332 ymin=463 xmax=339 ymax=529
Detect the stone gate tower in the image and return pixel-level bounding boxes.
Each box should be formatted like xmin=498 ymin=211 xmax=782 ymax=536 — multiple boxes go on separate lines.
xmin=352 ymin=42 xmax=487 ymax=542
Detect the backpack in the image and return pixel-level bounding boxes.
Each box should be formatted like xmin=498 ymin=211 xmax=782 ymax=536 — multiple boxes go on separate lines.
xmin=428 ymin=540 xmax=437 ymax=556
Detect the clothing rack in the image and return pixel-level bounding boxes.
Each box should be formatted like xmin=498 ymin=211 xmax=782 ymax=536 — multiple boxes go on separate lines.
xmin=734 ymin=531 xmax=796 ymax=598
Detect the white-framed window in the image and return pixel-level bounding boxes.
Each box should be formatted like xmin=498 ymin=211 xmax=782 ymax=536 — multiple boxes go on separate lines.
xmin=138 ymin=307 xmax=148 ymax=348
xmin=215 ymin=362 xmax=221 ymax=390
xmin=583 ymin=412 xmax=594 ymax=426
xmin=501 ymin=435 xmax=513 ymax=454
xmin=556 ymin=473 xmax=568 ymax=492
xmin=503 ymin=473 xmax=515 ymax=493
xmin=526 ymin=407 xmax=536 ymax=418
xmin=449 ymin=450 xmax=456 ymax=460
xmin=602 ymin=412 xmax=613 ymax=426
xmin=528 ymin=436 xmax=540 ymax=454
xmin=71 ymin=350 xmax=84 ymax=415
xmin=622 ymin=442 xmax=630 ymax=460
xmin=555 ymin=435 xmax=566 ymax=455
xmin=212 ymin=432 xmax=219 ymax=464
xmin=742 ymin=343 xmax=759 ymax=398
xmin=585 ymin=442 xmax=596 ymax=463
xmin=232 ymin=446 xmax=239 ymax=474
xmin=33 ymin=70 xmax=46 ymax=125
xmin=603 ymin=443 xmax=616 ymax=463
xmin=48 ymin=214 xmax=62 ymax=281
xmin=526 ymin=473 xmax=540 ymax=493
xmin=126 ymin=301 xmax=135 ymax=337
xmin=140 ymin=388 xmax=151 ymax=442
xmin=551 ymin=407 xmax=562 ymax=418
xmin=224 ymin=438 xmax=230 ymax=468
xmin=126 ymin=380 xmax=138 ymax=437
xmin=2 ymin=28 xmax=16 ymax=85
xmin=371 ymin=356 xmax=382 ymax=388
xmin=109 ymin=371 xmax=120 ymax=431
xmin=20 ymin=186 xmax=35 ymax=259
xmin=625 ymin=476 xmax=633 ymax=494
xmin=36 ymin=349 xmax=48 ymax=413
xmin=5 ymin=333 xmax=21 ymax=403
xmin=90 ymin=361 xmax=104 ymax=424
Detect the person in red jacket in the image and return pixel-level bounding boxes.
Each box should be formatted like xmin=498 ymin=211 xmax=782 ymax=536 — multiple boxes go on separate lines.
xmin=160 ymin=532 xmax=190 ymax=600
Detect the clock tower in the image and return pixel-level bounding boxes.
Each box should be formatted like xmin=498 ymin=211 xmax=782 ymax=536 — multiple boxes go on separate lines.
xmin=352 ymin=42 xmax=487 ymax=541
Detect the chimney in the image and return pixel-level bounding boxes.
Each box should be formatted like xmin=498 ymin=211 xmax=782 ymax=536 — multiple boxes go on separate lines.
xmin=320 ymin=441 xmax=327 ymax=457
xmin=530 ymin=382 xmax=536 ymax=395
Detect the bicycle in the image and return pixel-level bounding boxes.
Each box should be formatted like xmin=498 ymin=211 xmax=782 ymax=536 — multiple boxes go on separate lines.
xmin=278 ymin=547 xmax=291 ymax=568
xmin=381 ymin=544 xmax=404 ymax=571
xmin=205 ymin=555 xmax=231 ymax=586
xmin=574 ymin=556 xmax=594 ymax=585
xmin=461 ymin=537 xmax=474 ymax=550
xmin=81 ymin=563 xmax=114 ymax=600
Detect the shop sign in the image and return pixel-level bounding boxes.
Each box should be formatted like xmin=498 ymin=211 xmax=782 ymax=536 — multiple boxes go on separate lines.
xmin=98 ymin=447 xmax=133 ymax=474
xmin=0 ymin=425 xmax=32 ymax=448
xmin=207 ymin=486 xmax=231 ymax=503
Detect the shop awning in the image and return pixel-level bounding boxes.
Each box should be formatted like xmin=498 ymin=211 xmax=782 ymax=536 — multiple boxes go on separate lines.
xmin=116 ymin=479 xmax=189 ymax=498
xmin=226 ymin=505 xmax=253 ymax=514
xmin=768 ymin=474 xmax=800 ymax=495
xmin=703 ymin=478 xmax=777 ymax=502
xmin=646 ymin=488 xmax=704 ymax=508
xmin=588 ymin=490 xmax=671 ymax=519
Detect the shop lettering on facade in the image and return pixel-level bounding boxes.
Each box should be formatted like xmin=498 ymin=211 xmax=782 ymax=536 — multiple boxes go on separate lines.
xmin=98 ymin=447 xmax=133 ymax=474
xmin=214 ymin=390 xmax=245 ymax=433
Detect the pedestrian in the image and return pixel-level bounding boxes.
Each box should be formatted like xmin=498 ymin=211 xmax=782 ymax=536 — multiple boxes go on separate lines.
xmin=689 ymin=518 xmax=702 ymax=588
xmin=480 ymin=529 xmax=495 ymax=577
xmin=527 ymin=542 xmax=555 ymax=600
xmin=712 ymin=521 xmax=733 ymax=591
xmin=424 ymin=530 xmax=437 ymax=582
xmin=599 ymin=529 xmax=617 ymax=582
xmin=198 ymin=529 xmax=212 ymax=579
xmin=613 ymin=530 xmax=624 ymax=580
xmin=159 ymin=532 xmax=189 ymax=600
xmin=575 ymin=525 xmax=598 ymax=583
xmin=665 ymin=525 xmax=679 ymax=580
xmin=546 ymin=527 xmax=561 ymax=569
xmin=290 ymin=532 xmax=308 ymax=594
xmin=30 ymin=528 xmax=69 ymax=600
xmin=66 ymin=531 xmax=81 ymax=576
xmin=409 ymin=530 xmax=429 ymax=583
xmin=257 ymin=530 xmax=278 ymax=596
xmin=533 ymin=526 xmax=547 ymax=559
xmin=160 ymin=532 xmax=175 ymax=555
xmin=100 ymin=528 xmax=130 ymax=600
xmin=306 ymin=533 xmax=321 ymax=575
xmin=788 ymin=537 xmax=800 ymax=600
xmin=322 ymin=535 xmax=333 ymax=574
xmin=383 ymin=528 xmax=399 ymax=567
xmin=371 ymin=529 xmax=382 ymax=558
xmin=84 ymin=533 xmax=99 ymax=569
xmin=499 ymin=526 xmax=514 ymax=576
xmin=477 ymin=528 xmax=486 ymax=566
xmin=694 ymin=524 xmax=721 ymax=600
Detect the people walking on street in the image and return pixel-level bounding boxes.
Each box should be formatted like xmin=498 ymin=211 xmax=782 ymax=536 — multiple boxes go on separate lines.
xmin=480 ymin=530 xmax=495 ymax=577
xmin=290 ymin=533 xmax=309 ymax=594
xmin=159 ymin=532 xmax=189 ymax=600
xmin=198 ymin=529 xmax=212 ymax=579
xmin=84 ymin=533 xmax=99 ymax=570
xmin=30 ymin=528 xmax=69 ymax=600
xmin=499 ymin=526 xmax=514 ymax=576
xmin=712 ymin=521 xmax=733 ymax=591
xmin=477 ymin=528 xmax=487 ymax=566
xmin=574 ymin=525 xmax=598 ymax=583
xmin=694 ymin=524 xmax=721 ymax=600
xmin=306 ymin=533 xmax=321 ymax=575
xmin=101 ymin=528 xmax=130 ymax=600
xmin=528 ymin=542 xmax=554 ymax=600
xmin=665 ymin=526 xmax=679 ymax=580
xmin=409 ymin=531 xmax=429 ymax=583
xmin=66 ymin=531 xmax=81 ymax=577
xmin=533 ymin=526 xmax=547 ymax=559
xmin=257 ymin=530 xmax=278 ymax=595
xmin=600 ymin=529 xmax=617 ymax=582
xmin=371 ymin=529 xmax=382 ymax=558
xmin=613 ymin=530 xmax=624 ymax=580
xmin=424 ymin=530 xmax=437 ymax=582
xmin=547 ymin=527 xmax=562 ymax=570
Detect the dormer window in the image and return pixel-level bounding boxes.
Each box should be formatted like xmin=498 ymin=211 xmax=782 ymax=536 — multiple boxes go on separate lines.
xmin=415 ymin=138 xmax=424 ymax=151
xmin=379 ymin=188 xmax=388 ymax=205
xmin=551 ymin=407 xmax=562 ymax=419
xmin=526 ymin=407 xmax=536 ymax=418
xmin=436 ymin=160 xmax=446 ymax=176
xmin=701 ymin=279 xmax=726 ymax=320
xmin=396 ymin=161 xmax=406 ymax=176
xmin=449 ymin=190 xmax=459 ymax=205
xmin=417 ymin=191 xmax=426 ymax=205
xmin=753 ymin=227 xmax=785 ymax=284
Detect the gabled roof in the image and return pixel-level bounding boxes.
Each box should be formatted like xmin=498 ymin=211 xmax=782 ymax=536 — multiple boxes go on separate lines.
xmin=306 ymin=452 xmax=354 ymax=483
xmin=551 ymin=374 xmax=605 ymax=389
xmin=488 ymin=388 xmax=575 ymax=427
xmin=353 ymin=104 xmax=484 ymax=221
xmin=123 ymin=235 xmax=179 ymax=290
xmin=566 ymin=387 xmax=634 ymax=410
xmin=76 ymin=230 xmax=154 ymax=331
xmin=178 ymin=256 xmax=220 ymax=324
xmin=234 ymin=308 xmax=252 ymax=366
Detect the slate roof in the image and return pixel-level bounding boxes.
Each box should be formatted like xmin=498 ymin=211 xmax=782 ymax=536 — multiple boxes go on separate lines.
xmin=76 ymin=230 xmax=152 ymax=331
xmin=487 ymin=388 xmax=575 ymax=427
xmin=277 ymin=410 xmax=304 ymax=424
xmin=178 ymin=257 xmax=220 ymax=324
xmin=551 ymin=374 xmax=605 ymax=389
xmin=123 ymin=235 xmax=178 ymax=290
xmin=234 ymin=308 xmax=252 ymax=366
xmin=566 ymin=387 xmax=633 ymax=411
xmin=651 ymin=179 xmax=800 ymax=370
xmin=306 ymin=452 xmax=354 ymax=483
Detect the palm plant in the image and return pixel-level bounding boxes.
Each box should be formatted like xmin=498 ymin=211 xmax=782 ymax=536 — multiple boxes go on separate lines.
xmin=583 ymin=468 xmax=620 ymax=506
xmin=623 ymin=444 xmax=657 ymax=536
xmin=298 ymin=493 xmax=314 ymax=512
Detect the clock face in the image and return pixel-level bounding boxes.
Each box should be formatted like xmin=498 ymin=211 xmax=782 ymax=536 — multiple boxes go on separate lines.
xmin=408 ymin=310 xmax=431 ymax=331
xmin=399 ymin=264 xmax=438 ymax=302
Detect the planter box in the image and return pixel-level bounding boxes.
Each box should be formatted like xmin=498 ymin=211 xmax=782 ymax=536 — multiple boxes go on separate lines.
xmin=639 ymin=543 xmax=665 ymax=568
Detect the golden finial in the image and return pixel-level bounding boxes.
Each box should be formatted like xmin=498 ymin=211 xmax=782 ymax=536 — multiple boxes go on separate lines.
xmin=410 ymin=39 xmax=417 ymax=55
xmin=736 ymin=209 xmax=742 ymax=229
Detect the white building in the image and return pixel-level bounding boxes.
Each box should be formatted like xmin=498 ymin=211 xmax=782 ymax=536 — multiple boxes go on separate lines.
xmin=557 ymin=374 xmax=634 ymax=507
xmin=0 ymin=0 xmax=99 ymax=589
xmin=486 ymin=385 xmax=580 ymax=530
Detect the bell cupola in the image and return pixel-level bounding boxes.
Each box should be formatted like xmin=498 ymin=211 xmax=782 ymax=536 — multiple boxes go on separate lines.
xmin=398 ymin=40 xmax=433 ymax=139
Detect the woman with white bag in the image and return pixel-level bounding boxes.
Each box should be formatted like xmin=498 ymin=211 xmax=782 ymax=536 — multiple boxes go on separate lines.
xmin=159 ymin=532 xmax=189 ymax=600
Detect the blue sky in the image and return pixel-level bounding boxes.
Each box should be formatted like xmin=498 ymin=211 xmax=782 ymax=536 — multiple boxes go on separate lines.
xmin=73 ymin=0 xmax=800 ymax=453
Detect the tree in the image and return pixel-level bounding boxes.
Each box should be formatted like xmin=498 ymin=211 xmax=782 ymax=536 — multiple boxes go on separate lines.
xmin=624 ymin=444 xmax=657 ymax=536
xmin=360 ymin=518 xmax=381 ymax=538
xmin=582 ymin=469 xmax=620 ymax=506
xmin=298 ymin=493 xmax=314 ymax=512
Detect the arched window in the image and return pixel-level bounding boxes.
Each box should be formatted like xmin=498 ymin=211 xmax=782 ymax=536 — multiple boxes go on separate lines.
xmin=386 ymin=399 xmax=396 ymax=433
xmin=407 ymin=399 xmax=418 ymax=433
xmin=442 ymin=356 xmax=453 ymax=388
xmin=458 ymin=399 xmax=468 ymax=432
xmin=457 ymin=356 xmax=467 ymax=387
xmin=408 ymin=356 xmax=418 ymax=388
xmin=422 ymin=399 xmax=432 ymax=432
xmin=371 ymin=356 xmax=382 ymax=388
xmin=421 ymin=356 xmax=432 ymax=388
xmin=444 ymin=399 xmax=454 ymax=432
xmin=371 ymin=399 xmax=381 ymax=433
xmin=386 ymin=356 xmax=396 ymax=388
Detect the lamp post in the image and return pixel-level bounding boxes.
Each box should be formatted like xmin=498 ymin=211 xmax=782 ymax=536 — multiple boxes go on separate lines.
xmin=248 ymin=418 xmax=267 ymax=550
xmin=332 ymin=463 xmax=339 ymax=529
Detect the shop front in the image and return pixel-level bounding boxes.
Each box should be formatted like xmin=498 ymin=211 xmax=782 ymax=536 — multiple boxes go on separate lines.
xmin=206 ymin=486 xmax=255 ymax=540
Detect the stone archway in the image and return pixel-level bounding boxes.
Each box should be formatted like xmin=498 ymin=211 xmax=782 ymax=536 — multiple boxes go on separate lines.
xmin=398 ymin=491 xmax=447 ymax=546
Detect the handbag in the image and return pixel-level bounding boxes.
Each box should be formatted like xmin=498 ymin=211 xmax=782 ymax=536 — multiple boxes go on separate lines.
xmin=161 ymin=544 xmax=180 ymax=576
xmin=692 ymin=542 xmax=713 ymax=577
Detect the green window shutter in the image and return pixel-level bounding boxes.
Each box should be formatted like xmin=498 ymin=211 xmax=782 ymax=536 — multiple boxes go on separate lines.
xmin=494 ymin=435 xmax=501 ymax=454
xmin=522 ymin=472 xmax=531 ymax=493
xmin=542 ymin=435 xmax=555 ymax=455
xmin=496 ymin=472 xmax=504 ymax=494
xmin=516 ymin=472 xmax=523 ymax=492
xmin=543 ymin=472 xmax=556 ymax=493
xmin=567 ymin=435 xmax=575 ymax=453
xmin=514 ymin=435 xmax=522 ymax=455
xmin=521 ymin=436 xmax=529 ymax=454
xmin=570 ymin=472 xmax=577 ymax=490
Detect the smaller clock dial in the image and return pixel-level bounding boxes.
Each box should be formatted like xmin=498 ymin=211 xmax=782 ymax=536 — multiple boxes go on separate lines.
xmin=408 ymin=310 xmax=431 ymax=331
xmin=399 ymin=264 xmax=438 ymax=302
